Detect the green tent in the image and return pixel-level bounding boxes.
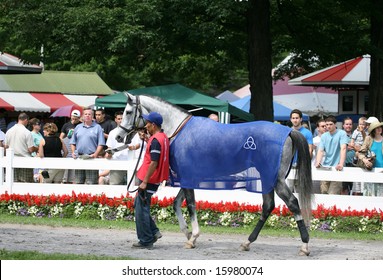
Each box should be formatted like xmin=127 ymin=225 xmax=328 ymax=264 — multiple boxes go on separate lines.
xmin=95 ymin=84 xmax=254 ymax=122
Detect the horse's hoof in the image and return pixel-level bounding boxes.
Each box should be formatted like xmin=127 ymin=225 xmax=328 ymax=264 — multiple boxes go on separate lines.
xmin=184 ymin=241 xmax=195 ymax=249
xmin=298 ymin=249 xmax=310 ymax=256
xmin=299 ymin=244 xmax=310 ymax=256
xmin=239 ymin=243 xmax=250 ymax=251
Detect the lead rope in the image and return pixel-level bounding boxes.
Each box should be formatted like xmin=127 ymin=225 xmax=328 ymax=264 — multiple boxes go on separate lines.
xmin=126 ymin=139 xmax=145 ymax=193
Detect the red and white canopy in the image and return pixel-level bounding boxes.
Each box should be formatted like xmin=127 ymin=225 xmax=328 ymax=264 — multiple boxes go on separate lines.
xmin=0 ymin=92 xmax=98 ymax=112
xmin=288 ymin=55 xmax=370 ymax=87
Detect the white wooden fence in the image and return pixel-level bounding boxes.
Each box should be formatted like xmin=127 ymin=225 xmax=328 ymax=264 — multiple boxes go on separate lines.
xmin=1 ymin=147 xmax=383 ymax=211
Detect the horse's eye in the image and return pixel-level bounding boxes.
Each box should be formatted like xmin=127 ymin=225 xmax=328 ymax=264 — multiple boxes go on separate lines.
xmin=125 ymin=110 xmax=132 ymax=115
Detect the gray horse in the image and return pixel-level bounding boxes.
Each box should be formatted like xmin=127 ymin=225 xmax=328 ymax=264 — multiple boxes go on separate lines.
xmin=116 ymin=93 xmax=313 ymax=256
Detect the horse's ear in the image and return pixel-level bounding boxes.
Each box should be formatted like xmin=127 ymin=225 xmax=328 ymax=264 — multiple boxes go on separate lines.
xmin=124 ymin=92 xmax=135 ymax=102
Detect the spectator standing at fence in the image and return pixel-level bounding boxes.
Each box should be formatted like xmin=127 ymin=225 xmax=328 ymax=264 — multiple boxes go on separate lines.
xmin=311 ymin=119 xmax=327 ymax=193
xmin=365 ymin=116 xmax=379 ymax=135
xmin=290 ymin=109 xmax=313 ymax=159
xmin=4 ymin=113 xmax=36 ymax=182
xmin=342 ymin=117 xmax=355 ymax=195
xmin=312 ymin=119 xmax=327 ymax=164
xmin=288 ymin=109 xmax=313 ymax=191
xmin=29 ymin=118 xmax=44 ymax=182
xmin=358 ymin=121 xmax=383 ymax=196
xmin=0 ymin=108 xmax=7 ymax=133
xmin=350 ymin=116 xmax=367 ymax=164
xmin=104 ymin=111 xmax=143 ymax=185
xmin=29 ymin=118 xmax=43 ymax=156
xmin=95 ymin=108 xmax=116 ymax=140
xmin=315 ymin=115 xmax=348 ymax=195
xmin=0 ymin=129 xmax=5 ymax=148
xmin=59 ymin=110 xmax=82 ymax=140
xmin=38 ymin=123 xmax=68 ymax=183
xmin=60 ymin=110 xmax=82 ymax=184
xmin=70 ymin=108 xmax=105 ymax=184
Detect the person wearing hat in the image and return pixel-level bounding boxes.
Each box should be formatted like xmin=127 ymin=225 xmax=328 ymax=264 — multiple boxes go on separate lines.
xmin=365 ymin=116 xmax=379 ymax=135
xmin=358 ymin=120 xmax=383 ymax=196
xmin=59 ymin=109 xmax=82 ymax=184
xmin=132 ymin=112 xmax=169 ymax=249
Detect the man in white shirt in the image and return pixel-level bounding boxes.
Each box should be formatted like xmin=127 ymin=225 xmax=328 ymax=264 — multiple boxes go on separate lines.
xmin=105 ymin=111 xmax=146 ymax=185
xmin=5 ymin=113 xmax=36 ymax=182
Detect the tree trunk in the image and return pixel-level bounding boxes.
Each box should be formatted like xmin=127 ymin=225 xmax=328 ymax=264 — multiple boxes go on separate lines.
xmin=369 ymin=0 xmax=383 ymax=120
xmin=247 ymin=0 xmax=273 ymax=121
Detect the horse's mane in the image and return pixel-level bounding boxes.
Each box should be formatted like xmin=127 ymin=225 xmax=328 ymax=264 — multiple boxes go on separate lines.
xmin=140 ymin=94 xmax=191 ymax=115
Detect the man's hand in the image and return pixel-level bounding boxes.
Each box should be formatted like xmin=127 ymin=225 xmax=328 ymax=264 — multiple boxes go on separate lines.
xmin=335 ymin=164 xmax=343 ymax=171
xmin=139 ymin=181 xmax=147 ymax=190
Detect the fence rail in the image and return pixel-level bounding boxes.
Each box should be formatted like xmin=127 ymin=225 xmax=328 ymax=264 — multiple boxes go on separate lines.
xmin=1 ymin=147 xmax=383 ymax=211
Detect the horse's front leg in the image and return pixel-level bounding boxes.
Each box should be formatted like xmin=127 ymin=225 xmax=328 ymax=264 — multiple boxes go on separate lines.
xmin=240 ymin=192 xmax=274 ymax=251
xmin=183 ymin=188 xmax=199 ymax=249
xmin=173 ymin=188 xmax=191 ymax=240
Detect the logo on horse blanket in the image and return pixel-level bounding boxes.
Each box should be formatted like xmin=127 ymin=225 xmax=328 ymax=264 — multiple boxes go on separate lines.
xmin=169 ymin=117 xmax=292 ymax=194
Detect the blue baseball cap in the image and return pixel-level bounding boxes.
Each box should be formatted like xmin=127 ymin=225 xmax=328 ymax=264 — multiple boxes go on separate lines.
xmin=142 ymin=112 xmax=163 ymax=126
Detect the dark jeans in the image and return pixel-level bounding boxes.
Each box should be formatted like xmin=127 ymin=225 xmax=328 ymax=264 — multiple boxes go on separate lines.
xmin=342 ymin=163 xmax=354 ymax=194
xmin=133 ymin=190 xmax=160 ymax=245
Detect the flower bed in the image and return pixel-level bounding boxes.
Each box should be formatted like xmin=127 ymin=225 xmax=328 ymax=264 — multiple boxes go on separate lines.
xmin=1 ymin=192 xmax=383 ymax=233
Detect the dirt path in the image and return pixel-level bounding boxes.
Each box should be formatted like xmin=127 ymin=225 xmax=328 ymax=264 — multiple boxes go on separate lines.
xmin=1 ymin=223 xmax=382 ymax=260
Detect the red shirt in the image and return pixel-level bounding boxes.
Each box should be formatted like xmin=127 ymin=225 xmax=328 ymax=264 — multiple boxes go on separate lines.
xmin=136 ymin=131 xmax=169 ymax=184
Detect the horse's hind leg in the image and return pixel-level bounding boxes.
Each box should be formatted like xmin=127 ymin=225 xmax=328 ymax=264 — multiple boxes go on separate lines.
xmin=173 ymin=188 xmax=192 ymax=240
xmin=183 ymin=188 xmax=200 ymax=249
xmin=275 ymin=183 xmax=310 ymax=256
xmin=240 ymin=192 xmax=275 ymax=251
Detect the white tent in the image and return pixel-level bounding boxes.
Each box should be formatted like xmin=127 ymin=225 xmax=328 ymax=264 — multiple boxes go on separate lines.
xmin=233 ymin=78 xmax=338 ymax=116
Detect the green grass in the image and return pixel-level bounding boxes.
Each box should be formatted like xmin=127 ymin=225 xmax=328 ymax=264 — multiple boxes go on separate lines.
xmin=0 ymin=248 xmax=131 ymax=260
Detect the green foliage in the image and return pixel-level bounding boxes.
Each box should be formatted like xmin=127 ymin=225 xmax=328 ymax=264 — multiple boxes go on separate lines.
xmin=0 ymin=0 xmax=377 ymax=97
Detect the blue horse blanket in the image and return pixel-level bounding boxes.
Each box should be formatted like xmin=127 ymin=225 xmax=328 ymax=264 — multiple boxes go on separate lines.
xmin=169 ymin=117 xmax=292 ymax=194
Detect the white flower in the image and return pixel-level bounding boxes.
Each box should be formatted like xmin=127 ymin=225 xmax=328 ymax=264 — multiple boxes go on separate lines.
xmin=243 ymin=212 xmax=256 ymax=225
xmin=266 ymin=214 xmax=279 ymax=227
xmin=74 ymin=203 xmax=84 ymax=218
xmin=219 ymin=212 xmax=232 ymax=227
xmin=50 ymin=204 xmax=63 ymax=217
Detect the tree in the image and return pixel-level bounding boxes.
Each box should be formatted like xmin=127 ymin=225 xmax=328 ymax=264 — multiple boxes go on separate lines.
xmin=247 ymin=0 xmax=273 ymax=121
xmin=369 ymin=0 xmax=383 ymax=119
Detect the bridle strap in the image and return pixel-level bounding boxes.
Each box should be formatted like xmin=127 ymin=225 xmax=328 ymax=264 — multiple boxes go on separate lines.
xmin=168 ymin=115 xmax=192 ymax=140
xmin=118 ymin=95 xmax=146 ymax=136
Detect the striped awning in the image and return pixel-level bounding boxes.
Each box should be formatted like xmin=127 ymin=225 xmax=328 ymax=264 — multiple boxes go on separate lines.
xmin=0 ymin=91 xmax=98 ymax=112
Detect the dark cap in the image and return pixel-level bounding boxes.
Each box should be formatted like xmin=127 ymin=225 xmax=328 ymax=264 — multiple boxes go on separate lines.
xmin=142 ymin=112 xmax=163 ymax=126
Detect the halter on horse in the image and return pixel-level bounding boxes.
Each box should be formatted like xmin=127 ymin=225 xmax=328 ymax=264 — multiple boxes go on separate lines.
xmin=117 ymin=93 xmax=313 ymax=256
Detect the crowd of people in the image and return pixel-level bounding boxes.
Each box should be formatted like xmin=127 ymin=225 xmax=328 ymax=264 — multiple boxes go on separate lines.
xmin=298 ymin=112 xmax=383 ymax=196
xmin=1 ymin=108 xmax=382 ymax=197
xmin=1 ymin=108 xmax=143 ymax=185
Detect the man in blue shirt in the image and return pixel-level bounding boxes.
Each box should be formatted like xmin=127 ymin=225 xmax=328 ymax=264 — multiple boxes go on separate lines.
xmin=290 ymin=109 xmax=313 ymax=159
xmin=288 ymin=109 xmax=313 ymax=191
xmin=70 ymin=107 xmax=105 ymax=184
xmin=315 ymin=115 xmax=348 ymax=195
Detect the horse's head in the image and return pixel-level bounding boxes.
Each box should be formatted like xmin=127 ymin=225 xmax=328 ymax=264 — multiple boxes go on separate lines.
xmin=115 ymin=93 xmax=147 ymax=144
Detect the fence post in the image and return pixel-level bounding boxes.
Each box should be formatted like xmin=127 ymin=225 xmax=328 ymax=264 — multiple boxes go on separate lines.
xmin=5 ymin=148 xmax=13 ymax=194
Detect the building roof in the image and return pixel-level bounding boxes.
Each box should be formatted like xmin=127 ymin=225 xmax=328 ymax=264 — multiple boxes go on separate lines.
xmin=0 ymin=71 xmax=114 ymax=95
xmin=0 ymin=52 xmax=43 ymax=74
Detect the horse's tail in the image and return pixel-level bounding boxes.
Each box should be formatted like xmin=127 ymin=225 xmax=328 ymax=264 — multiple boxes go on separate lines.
xmin=290 ymin=130 xmax=313 ymax=224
